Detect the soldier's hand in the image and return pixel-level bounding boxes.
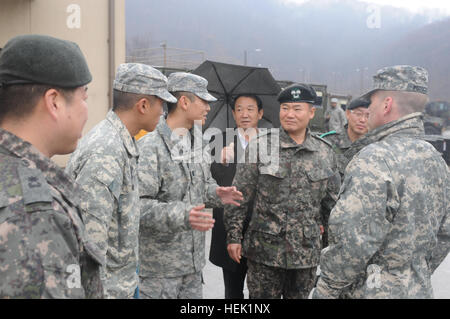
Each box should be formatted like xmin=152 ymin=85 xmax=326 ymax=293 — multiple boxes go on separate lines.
xmin=221 ymin=142 xmax=235 ymax=164
xmin=227 ymin=243 xmax=242 ymax=264
xmin=216 ymin=186 xmax=243 ymax=206
xmin=189 ymin=205 xmax=215 ymax=232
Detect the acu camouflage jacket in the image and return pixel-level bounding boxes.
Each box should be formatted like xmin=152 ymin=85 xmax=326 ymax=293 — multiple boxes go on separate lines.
xmin=314 ymin=113 xmax=450 ymax=299
xmin=137 ymin=118 xmax=222 ymax=278
xmin=65 ymin=111 xmax=140 ymax=299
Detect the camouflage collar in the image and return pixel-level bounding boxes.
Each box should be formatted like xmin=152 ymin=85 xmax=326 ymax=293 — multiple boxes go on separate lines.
xmin=344 ymin=112 xmax=425 ymax=161
xmin=340 ymin=127 xmax=353 ymax=149
xmin=364 ymin=112 xmax=424 ymax=142
xmin=157 ymin=117 xmax=179 ymax=151
xmin=106 ymin=111 xmax=139 ymax=158
xmin=280 ymin=128 xmax=317 ymax=152
xmin=0 ymin=128 xmax=83 ymax=206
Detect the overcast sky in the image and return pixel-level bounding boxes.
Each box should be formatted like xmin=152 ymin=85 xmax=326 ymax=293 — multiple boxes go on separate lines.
xmin=279 ymin=0 xmax=450 ymax=15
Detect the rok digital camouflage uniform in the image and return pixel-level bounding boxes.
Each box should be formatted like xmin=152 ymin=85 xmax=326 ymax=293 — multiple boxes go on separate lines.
xmin=225 ymin=84 xmax=341 ymax=299
xmin=322 ymin=98 xmax=371 ymax=177
xmin=137 ymin=73 xmax=222 ymax=299
xmin=0 ymin=35 xmax=103 ymax=298
xmin=314 ymin=65 xmax=450 ymax=299
xmin=65 ymin=63 xmax=176 ymax=299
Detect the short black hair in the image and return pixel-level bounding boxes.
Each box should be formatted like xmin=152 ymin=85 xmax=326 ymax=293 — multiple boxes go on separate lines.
xmin=231 ymin=94 xmax=263 ymax=111
xmin=0 ymin=84 xmax=75 ymax=123
xmin=112 ymin=89 xmax=157 ymax=112
xmin=166 ymin=91 xmax=196 ymax=114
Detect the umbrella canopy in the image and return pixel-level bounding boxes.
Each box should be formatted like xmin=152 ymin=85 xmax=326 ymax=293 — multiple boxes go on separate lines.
xmin=192 ymin=60 xmax=281 ymax=131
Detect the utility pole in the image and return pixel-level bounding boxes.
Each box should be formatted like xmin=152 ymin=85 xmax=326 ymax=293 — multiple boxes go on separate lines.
xmin=161 ymin=42 xmax=167 ymax=68
xmin=356 ymin=67 xmax=368 ymax=94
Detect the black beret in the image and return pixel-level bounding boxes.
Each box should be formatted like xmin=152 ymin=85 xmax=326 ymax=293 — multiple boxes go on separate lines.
xmin=277 ymin=83 xmax=317 ymax=104
xmin=0 ymin=34 xmax=92 ymax=88
xmin=347 ymin=97 xmax=370 ymax=110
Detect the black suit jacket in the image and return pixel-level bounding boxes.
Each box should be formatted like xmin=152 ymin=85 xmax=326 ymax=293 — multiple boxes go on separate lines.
xmin=209 ymin=131 xmax=254 ymax=271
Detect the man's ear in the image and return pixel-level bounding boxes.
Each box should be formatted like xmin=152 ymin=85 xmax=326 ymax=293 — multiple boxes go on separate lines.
xmin=136 ymin=98 xmax=149 ymax=115
xmin=258 ymin=109 xmax=264 ymax=120
xmin=383 ymin=96 xmax=394 ymax=116
xmin=309 ymin=106 xmax=316 ymax=120
xmin=178 ymin=95 xmax=189 ymax=112
xmin=43 ymin=88 xmax=62 ymax=121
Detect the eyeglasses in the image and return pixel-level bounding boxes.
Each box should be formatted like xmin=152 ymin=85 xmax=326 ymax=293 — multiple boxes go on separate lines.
xmin=350 ymin=110 xmax=369 ymax=119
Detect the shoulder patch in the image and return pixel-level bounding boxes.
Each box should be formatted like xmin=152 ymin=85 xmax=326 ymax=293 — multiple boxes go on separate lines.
xmin=17 ymin=166 xmax=52 ymax=205
xmin=312 ymin=133 xmax=333 ymax=147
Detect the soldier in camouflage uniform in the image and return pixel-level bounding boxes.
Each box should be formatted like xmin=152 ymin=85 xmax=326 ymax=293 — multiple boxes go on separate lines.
xmin=225 ymin=83 xmax=341 ymax=299
xmin=319 ymin=98 xmax=370 ymax=247
xmin=325 ymin=98 xmax=347 ymax=134
xmin=137 ymin=72 xmax=243 ymax=299
xmin=0 ymin=34 xmax=103 ymax=298
xmin=313 ymin=65 xmax=450 ymax=299
xmin=322 ymin=97 xmax=370 ymax=175
xmin=65 ymin=63 xmax=176 ymax=299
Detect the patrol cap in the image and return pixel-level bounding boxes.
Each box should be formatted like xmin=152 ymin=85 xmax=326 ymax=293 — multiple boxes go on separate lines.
xmin=113 ymin=63 xmax=176 ymax=103
xmin=0 ymin=34 xmax=92 ymax=88
xmin=167 ymin=72 xmax=217 ymax=102
xmin=277 ymin=83 xmax=317 ymax=104
xmin=362 ymin=65 xmax=428 ymax=100
xmin=347 ymin=97 xmax=370 ymax=110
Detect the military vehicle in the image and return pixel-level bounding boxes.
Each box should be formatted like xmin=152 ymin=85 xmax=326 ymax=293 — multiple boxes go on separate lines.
xmin=424 ymin=101 xmax=450 ymax=135
xmin=422 ymin=101 xmax=450 ymax=165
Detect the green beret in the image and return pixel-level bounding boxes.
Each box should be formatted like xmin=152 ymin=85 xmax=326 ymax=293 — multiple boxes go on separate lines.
xmin=0 ymin=34 xmax=92 ymax=88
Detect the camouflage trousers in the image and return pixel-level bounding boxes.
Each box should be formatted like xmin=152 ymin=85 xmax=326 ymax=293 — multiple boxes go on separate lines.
xmin=247 ymin=260 xmax=317 ymax=299
xmin=139 ymin=272 xmax=203 ymax=299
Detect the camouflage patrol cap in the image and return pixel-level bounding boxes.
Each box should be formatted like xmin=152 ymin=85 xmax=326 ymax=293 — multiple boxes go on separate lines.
xmin=362 ymin=65 xmax=428 ymax=100
xmin=0 ymin=34 xmax=92 ymax=88
xmin=113 ymin=63 xmax=177 ymax=103
xmin=168 ymin=72 xmax=217 ymax=102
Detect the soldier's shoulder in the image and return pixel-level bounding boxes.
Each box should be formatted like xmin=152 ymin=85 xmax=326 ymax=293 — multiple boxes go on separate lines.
xmin=0 ymin=158 xmax=52 ymax=209
xmin=83 ymin=117 xmax=119 ymax=144
xmin=311 ymin=133 xmax=334 ymax=148
xmin=0 ymin=156 xmax=22 ymax=206
xmin=138 ymin=129 xmax=161 ymax=146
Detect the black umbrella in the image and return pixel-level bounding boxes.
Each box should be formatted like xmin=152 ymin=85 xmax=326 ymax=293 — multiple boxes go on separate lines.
xmin=192 ymin=60 xmax=281 ymax=131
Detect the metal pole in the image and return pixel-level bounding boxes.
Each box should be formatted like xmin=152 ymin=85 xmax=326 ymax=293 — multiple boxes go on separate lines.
xmin=161 ymin=42 xmax=167 ymax=68
xmin=108 ymin=0 xmax=115 ymax=109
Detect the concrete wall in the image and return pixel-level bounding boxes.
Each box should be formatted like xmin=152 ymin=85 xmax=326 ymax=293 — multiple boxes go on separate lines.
xmin=0 ymin=0 xmax=125 ymax=166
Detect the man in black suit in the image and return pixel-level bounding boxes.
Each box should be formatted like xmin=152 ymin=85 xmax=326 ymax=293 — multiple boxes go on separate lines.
xmin=209 ymin=94 xmax=263 ymax=299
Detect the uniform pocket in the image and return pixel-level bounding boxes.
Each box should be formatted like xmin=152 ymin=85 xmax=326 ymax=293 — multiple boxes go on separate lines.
xmin=306 ymin=167 xmax=334 ymax=200
xmin=248 ymin=212 xmax=284 ymax=235
xmin=42 ymin=264 xmax=85 ymax=299
xmin=257 ymin=165 xmax=287 ymax=204
xmin=302 ymin=221 xmax=321 ymax=249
